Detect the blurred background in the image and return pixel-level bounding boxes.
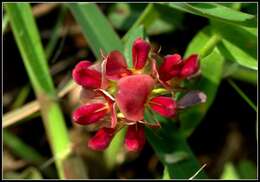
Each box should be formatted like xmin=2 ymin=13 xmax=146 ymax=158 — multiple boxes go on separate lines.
xmin=2 ymin=3 xmax=257 ymax=179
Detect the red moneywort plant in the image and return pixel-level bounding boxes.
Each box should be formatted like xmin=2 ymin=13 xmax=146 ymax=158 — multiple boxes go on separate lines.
xmin=72 ymin=37 xmax=207 ymax=152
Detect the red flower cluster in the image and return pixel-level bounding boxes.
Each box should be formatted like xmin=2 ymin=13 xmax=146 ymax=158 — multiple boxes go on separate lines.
xmin=72 ymin=38 xmax=204 ymax=152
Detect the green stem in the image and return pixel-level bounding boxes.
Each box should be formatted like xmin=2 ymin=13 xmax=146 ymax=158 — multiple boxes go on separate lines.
xmin=199 ymin=33 xmax=221 ymax=58
xmin=227 ymin=79 xmax=257 ymax=112
xmin=11 ymin=84 xmax=31 ymax=109
xmin=122 ymin=3 xmax=156 ymax=42
xmin=229 ymin=68 xmax=257 ymax=85
xmin=45 ymin=6 xmax=67 ymax=61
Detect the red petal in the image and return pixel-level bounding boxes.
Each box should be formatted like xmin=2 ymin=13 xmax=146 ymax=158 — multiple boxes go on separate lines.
xmin=149 ymin=96 xmax=176 ymax=117
xmin=151 ymin=58 xmax=172 ymax=90
xmin=125 ymin=125 xmax=145 ymax=152
xmin=159 ymin=54 xmax=182 ymax=81
xmin=105 ymin=51 xmax=132 ymax=80
xmin=88 ymin=127 xmax=115 ymax=151
xmin=72 ymin=103 xmax=108 ymax=125
xmin=72 ymin=61 xmax=101 ymax=89
xmin=132 ymin=38 xmax=151 ymax=70
xmin=116 ymin=74 xmax=155 ymax=121
xmin=180 ymin=54 xmax=199 ymax=77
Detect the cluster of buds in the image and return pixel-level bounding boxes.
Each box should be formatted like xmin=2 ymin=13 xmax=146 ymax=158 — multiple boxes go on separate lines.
xmin=72 ymin=38 xmax=206 ymax=152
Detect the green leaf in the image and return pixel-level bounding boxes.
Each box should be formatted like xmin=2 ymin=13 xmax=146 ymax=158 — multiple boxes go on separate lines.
xmin=237 ymin=160 xmax=257 ymax=179
xmin=69 ymin=3 xmax=124 ymax=59
xmin=3 ymin=129 xmax=44 ymax=164
xmin=220 ymin=162 xmax=240 ymax=179
xmin=163 ymin=3 xmax=256 ymax=27
xmin=180 ymin=48 xmax=224 ymax=137
xmin=210 ymin=21 xmax=257 ymax=70
xmin=122 ymin=4 xmax=157 ymax=43
xmin=6 ymin=4 xmax=55 ymax=95
xmin=184 ymin=26 xmax=220 ymax=58
xmin=104 ymin=127 xmax=126 ymax=169
xmin=145 ymin=122 xmax=207 ymax=179
xmin=108 ymin=3 xmax=183 ymax=36
xmin=217 ymin=40 xmax=257 ymax=70
xmin=224 ymin=63 xmax=257 ymax=85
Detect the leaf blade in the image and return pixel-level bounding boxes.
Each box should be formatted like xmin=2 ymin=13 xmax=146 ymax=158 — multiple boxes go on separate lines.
xmin=69 ymin=3 xmax=124 ymax=58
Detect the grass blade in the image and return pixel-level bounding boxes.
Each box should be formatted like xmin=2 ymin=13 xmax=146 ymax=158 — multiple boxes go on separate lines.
xmin=163 ymin=3 xmax=256 ymax=27
xmin=69 ymin=3 xmax=124 ymax=58
xmin=227 ymin=79 xmax=257 ymax=112
xmin=5 ymin=3 xmax=79 ymax=178
xmin=3 ymin=129 xmax=45 ymax=164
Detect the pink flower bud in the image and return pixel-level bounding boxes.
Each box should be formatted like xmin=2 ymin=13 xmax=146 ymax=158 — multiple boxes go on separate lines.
xmin=149 ymin=96 xmax=176 ymax=117
xmin=180 ymin=54 xmax=199 ymax=77
xmin=124 ymin=125 xmax=145 ymax=152
xmin=88 ymin=127 xmax=115 ymax=151
xmin=72 ymin=103 xmax=108 ymax=125
xmin=132 ymin=38 xmax=151 ymax=70
xmin=159 ymin=54 xmax=182 ymax=81
xmin=72 ymin=61 xmax=102 ymax=89
xmin=105 ymin=51 xmax=132 ymax=80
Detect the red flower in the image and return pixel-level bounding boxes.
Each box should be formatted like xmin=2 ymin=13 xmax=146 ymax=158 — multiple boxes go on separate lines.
xmin=105 ymin=51 xmax=132 ymax=80
xmin=72 ymin=103 xmax=109 ymax=125
xmin=72 ymin=61 xmax=102 ymax=89
xmin=132 ymin=38 xmax=151 ymax=70
xmin=73 ymin=89 xmax=117 ymax=128
xmin=88 ymin=127 xmax=116 ymax=151
xmin=115 ymin=74 xmax=155 ymax=121
xmin=71 ymin=37 xmax=205 ymax=152
xmin=158 ymin=54 xmax=200 ymax=82
xmin=149 ymin=96 xmax=177 ymax=117
xmin=124 ymin=124 xmax=145 ymax=152
xmin=105 ymin=37 xmax=151 ymax=81
xmin=180 ymin=54 xmax=199 ymax=78
xmin=159 ymin=54 xmax=182 ymax=81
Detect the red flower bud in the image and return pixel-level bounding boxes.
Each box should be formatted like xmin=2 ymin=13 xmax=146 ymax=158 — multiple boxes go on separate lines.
xmin=124 ymin=125 xmax=145 ymax=152
xmin=149 ymin=96 xmax=176 ymax=117
xmin=88 ymin=127 xmax=115 ymax=151
xmin=73 ymin=103 xmax=108 ymax=125
xmin=180 ymin=54 xmax=199 ymax=77
xmin=132 ymin=38 xmax=151 ymax=70
xmin=72 ymin=61 xmax=102 ymax=89
xmin=105 ymin=51 xmax=132 ymax=80
xmin=116 ymin=74 xmax=154 ymax=121
xmin=159 ymin=54 xmax=182 ymax=81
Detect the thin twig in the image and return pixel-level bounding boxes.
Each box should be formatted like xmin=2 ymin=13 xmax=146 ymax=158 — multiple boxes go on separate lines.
xmin=3 ymin=80 xmax=77 ymax=128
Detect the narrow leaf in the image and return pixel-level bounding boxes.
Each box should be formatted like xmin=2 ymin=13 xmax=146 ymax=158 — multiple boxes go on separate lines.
xmin=69 ymin=3 xmax=124 ymax=59
xmin=163 ymin=3 xmax=256 ymax=27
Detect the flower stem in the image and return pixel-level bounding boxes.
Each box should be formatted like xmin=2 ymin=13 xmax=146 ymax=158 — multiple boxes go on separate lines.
xmin=227 ymin=79 xmax=257 ymax=112
xmin=199 ymin=33 xmax=221 ymax=58
xmin=122 ymin=3 xmax=156 ymax=42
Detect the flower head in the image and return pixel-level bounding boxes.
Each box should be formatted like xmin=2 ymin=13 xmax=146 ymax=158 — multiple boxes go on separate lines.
xmin=72 ymin=37 xmax=206 ymax=152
